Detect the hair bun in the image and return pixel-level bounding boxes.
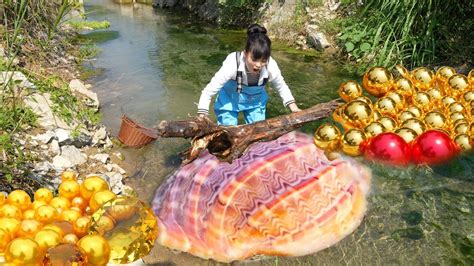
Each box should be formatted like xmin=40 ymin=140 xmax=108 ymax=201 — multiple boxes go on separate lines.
xmin=247 ymin=23 xmax=267 ymax=36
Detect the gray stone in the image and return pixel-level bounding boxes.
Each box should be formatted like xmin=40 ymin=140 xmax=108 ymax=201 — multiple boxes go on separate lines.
xmin=111 ymin=163 xmax=126 ymax=175
xmin=105 ymin=164 xmax=114 ymax=172
xmin=34 ymin=161 xmax=52 ymax=172
xmin=0 ymin=71 xmax=36 ymax=89
xmin=306 ymin=29 xmax=331 ymax=51
xmin=92 ymin=127 xmax=107 ymax=145
xmin=50 ymin=139 xmax=61 ymax=155
xmin=52 ymin=145 xmax=87 ymax=170
xmin=91 ymin=153 xmax=110 ymax=164
xmin=52 ymin=155 xmax=75 ymax=170
xmin=55 ymin=128 xmax=71 ymax=143
xmin=69 ymin=79 xmax=99 ymax=107
xmin=32 ymin=131 xmax=55 ymax=144
xmin=24 ymin=93 xmax=74 ymax=130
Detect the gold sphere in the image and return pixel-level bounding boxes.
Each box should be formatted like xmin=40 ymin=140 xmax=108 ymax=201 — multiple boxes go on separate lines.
xmin=7 ymin=190 xmax=31 ymax=211
xmin=60 ymin=209 xmax=82 ymax=224
xmin=23 ymin=209 xmax=35 ymax=220
xmin=372 ymin=109 xmax=382 ymax=121
xmin=332 ymin=105 xmax=344 ymax=124
xmin=406 ymin=106 xmax=423 ymax=118
xmin=80 ymin=176 xmax=110 ymax=201
xmin=35 ymin=205 xmax=58 ymax=224
xmin=448 ymin=102 xmax=465 ymax=114
xmin=450 ymin=112 xmax=466 ymax=125
xmin=412 ymin=92 xmax=431 ymax=112
xmin=313 ymin=124 xmax=341 ymax=151
xmin=61 ymin=171 xmax=78 ymax=182
xmin=402 ymin=118 xmax=426 ymax=135
xmin=0 ymin=217 xmax=20 ymax=238
xmin=375 ymin=97 xmax=397 ymax=117
xmin=42 ymin=224 xmax=66 ymax=238
xmin=92 ymin=215 xmax=116 ymax=235
xmin=34 ymin=229 xmax=62 ymax=252
xmin=18 ymin=219 xmax=42 ymax=237
xmin=59 ymin=180 xmax=81 ymax=200
xmin=34 ymin=188 xmax=53 ymax=203
xmin=341 ymin=129 xmax=366 ymax=156
xmin=424 ymin=111 xmax=447 ymax=130
xmin=342 ymin=100 xmax=373 ymax=128
xmin=386 ymin=91 xmax=405 ymax=110
xmin=77 ymin=234 xmax=111 ymax=266
xmin=362 ymin=66 xmax=393 ymax=97
xmin=89 ymin=190 xmax=117 ymax=213
xmin=454 ymin=134 xmax=472 ymax=152
xmin=4 ymin=237 xmax=42 ymax=265
xmin=395 ymin=65 xmax=412 ymax=79
xmin=338 ymin=81 xmax=363 ymax=102
xmin=0 ymin=204 xmax=22 ymax=220
xmin=468 ymin=69 xmax=474 ymax=85
xmin=31 ymin=200 xmax=47 ymax=210
xmin=427 ymin=88 xmax=442 ymax=102
xmin=447 ymin=74 xmax=470 ymax=97
xmin=0 ymin=228 xmax=11 ymax=252
xmin=463 ymin=91 xmax=474 ymax=103
xmin=354 ymin=95 xmax=373 ymax=105
xmin=454 ymin=119 xmax=469 ymax=127
xmin=377 ymin=116 xmax=397 ymax=131
xmin=394 ymin=77 xmax=414 ymax=99
xmin=63 ymin=233 xmax=79 ymax=244
xmin=395 ymin=127 xmax=418 ymax=143
xmin=71 ymin=196 xmax=88 ymax=211
xmin=50 ymin=197 xmax=71 ymax=211
xmin=454 ymin=123 xmax=469 ymax=135
xmin=364 ymin=122 xmax=386 ymax=138
xmin=73 ymin=217 xmax=91 ymax=238
xmin=436 ymin=66 xmax=456 ymax=90
xmin=412 ymin=67 xmax=435 ymax=90
xmin=442 ymin=96 xmax=457 ymax=107
xmin=398 ymin=111 xmax=416 ymax=123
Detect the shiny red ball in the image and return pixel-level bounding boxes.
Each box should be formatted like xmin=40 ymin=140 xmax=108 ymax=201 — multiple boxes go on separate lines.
xmin=411 ymin=130 xmax=459 ymax=165
xmin=363 ymin=132 xmax=411 ymax=166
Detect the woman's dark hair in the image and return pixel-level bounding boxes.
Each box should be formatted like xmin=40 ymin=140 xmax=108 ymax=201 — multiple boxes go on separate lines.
xmin=245 ymin=23 xmax=271 ymax=61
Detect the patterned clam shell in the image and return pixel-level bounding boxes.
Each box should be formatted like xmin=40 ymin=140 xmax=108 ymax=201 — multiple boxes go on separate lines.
xmin=152 ymin=132 xmax=371 ymax=263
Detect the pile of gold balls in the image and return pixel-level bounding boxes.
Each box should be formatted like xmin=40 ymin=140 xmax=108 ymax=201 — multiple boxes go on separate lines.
xmin=314 ymin=66 xmax=473 ymax=156
xmin=0 ymin=171 xmax=157 ymax=265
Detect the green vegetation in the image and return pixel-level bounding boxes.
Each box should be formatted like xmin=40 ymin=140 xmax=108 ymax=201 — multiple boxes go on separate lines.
xmin=0 ymin=0 xmax=100 ymax=181
xmin=67 ymin=20 xmax=110 ymax=30
xmin=218 ymin=0 xmax=266 ymax=27
xmin=334 ymin=0 xmax=473 ymax=74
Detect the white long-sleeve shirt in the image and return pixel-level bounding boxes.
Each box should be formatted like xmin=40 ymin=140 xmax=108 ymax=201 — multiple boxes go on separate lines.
xmin=197 ymin=52 xmax=296 ymax=114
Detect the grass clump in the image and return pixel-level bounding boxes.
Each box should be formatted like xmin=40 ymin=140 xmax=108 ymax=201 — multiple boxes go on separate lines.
xmin=334 ymin=0 xmax=473 ymax=74
xmin=67 ymin=20 xmax=110 ymax=30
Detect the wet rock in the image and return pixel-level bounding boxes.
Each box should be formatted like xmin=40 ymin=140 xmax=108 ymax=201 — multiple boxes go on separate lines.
xmin=306 ymin=27 xmax=331 ymax=51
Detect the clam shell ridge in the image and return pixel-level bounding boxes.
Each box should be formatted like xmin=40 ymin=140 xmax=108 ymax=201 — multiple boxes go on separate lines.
xmin=152 ymin=132 xmax=371 ymax=263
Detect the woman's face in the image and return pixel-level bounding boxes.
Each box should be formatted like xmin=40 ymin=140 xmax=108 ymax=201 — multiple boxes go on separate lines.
xmin=244 ymin=51 xmax=267 ymax=74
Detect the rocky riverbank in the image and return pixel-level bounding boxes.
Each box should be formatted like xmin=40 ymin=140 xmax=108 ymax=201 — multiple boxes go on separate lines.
xmin=0 ymin=4 xmax=130 ymax=196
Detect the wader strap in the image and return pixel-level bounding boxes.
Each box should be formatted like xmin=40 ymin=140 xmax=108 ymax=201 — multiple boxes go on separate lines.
xmin=236 ymin=51 xmax=243 ymax=93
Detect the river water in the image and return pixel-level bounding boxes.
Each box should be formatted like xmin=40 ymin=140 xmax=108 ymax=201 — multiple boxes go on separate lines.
xmin=84 ymin=1 xmax=473 ymax=265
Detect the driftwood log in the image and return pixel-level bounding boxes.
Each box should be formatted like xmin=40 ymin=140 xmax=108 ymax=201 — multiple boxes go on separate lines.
xmin=156 ymin=100 xmax=341 ymax=164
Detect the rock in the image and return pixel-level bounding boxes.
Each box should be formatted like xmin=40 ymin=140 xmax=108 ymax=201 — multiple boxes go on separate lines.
xmin=92 ymin=127 xmax=107 ymax=145
xmin=114 ymin=152 xmax=125 ymax=161
xmin=55 ymin=128 xmax=71 ymax=143
xmin=104 ymin=172 xmax=124 ymax=194
xmin=61 ymin=131 xmax=92 ymax=148
xmin=105 ymin=136 xmax=113 ymax=148
xmin=0 ymin=71 xmax=36 ymax=89
xmin=105 ymin=164 xmax=114 ymax=172
xmin=32 ymin=131 xmax=56 ymax=144
xmin=91 ymin=153 xmax=110 ymax=164
xmin=52 ymin=145 xmax=87 ymax=170
xmin=50 ymin=139 xmax=61 ymax=155
xmin=111 ymin=163 xmax=126 ymax=175
xmin=306 ymin=29 xmax=331 ymax=51
xmin=24 ymin=93 xmax=74 ymax=130
xmin=69 ymin=79 xmax=100 ymax=107
xmin=34 ymin=161 xmax=52 ymax=173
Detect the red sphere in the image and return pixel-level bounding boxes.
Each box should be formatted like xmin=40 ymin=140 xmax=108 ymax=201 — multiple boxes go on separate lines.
xmin=363 ymin=132 xmax=411 ymax=166
xmin=411 ymin=130 xmax=459 ymax=165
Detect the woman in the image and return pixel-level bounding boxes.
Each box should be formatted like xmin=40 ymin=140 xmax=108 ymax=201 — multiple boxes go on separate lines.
xmin=197 ymin=24 xmax=300 ymax=126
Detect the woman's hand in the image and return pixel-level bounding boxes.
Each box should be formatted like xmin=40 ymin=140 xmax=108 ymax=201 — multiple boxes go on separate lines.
xmin=288 ymin=102 xmax=301 ymax=113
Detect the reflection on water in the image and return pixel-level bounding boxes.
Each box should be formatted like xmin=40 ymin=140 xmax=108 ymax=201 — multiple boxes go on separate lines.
xmin=85 ymin=1 xmax=473 ymax=265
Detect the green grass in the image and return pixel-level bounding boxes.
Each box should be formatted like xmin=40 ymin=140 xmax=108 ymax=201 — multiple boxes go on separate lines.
xmin=67 ymin=20 xmax=110 ymax=30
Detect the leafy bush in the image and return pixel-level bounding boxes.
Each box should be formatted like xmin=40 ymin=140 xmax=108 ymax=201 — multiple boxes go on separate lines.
xmin=337 ymin=0 xmax=473 ymax=73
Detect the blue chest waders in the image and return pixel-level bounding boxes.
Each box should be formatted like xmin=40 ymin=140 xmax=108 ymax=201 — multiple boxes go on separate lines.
xmin=214 ymin=52 xmax=268 ymax=126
